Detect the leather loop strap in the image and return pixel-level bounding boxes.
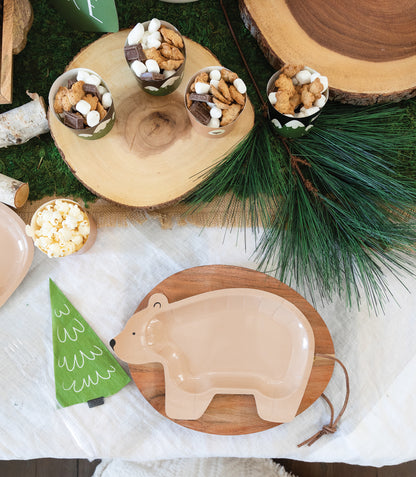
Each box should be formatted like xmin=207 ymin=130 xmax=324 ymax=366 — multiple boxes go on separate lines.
xmin=298 ymin=353 xmax=350 ymax=447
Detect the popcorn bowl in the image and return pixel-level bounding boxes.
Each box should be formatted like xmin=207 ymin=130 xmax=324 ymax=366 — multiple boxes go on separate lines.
xmin=267 ymin=66 xmax=329 ymax=139
xmin=48 ymin=68 xmax=116 ymax=140
xmin=26 ymin=199 xmax=97 ymax=258
xmin=184 ymin=66 xmax=247 ymax=138
xmin=124 ymin=19 xmax=186 ymax=96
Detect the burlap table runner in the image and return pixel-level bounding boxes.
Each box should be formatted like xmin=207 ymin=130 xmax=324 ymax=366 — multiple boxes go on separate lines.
xmin=16 ymin=195 xmax=249 ymax=229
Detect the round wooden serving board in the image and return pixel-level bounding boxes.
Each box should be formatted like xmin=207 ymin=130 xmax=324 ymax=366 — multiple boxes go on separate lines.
xmin=239 ymin=0 xmax=416 ymax=104
xmin=129 ymin=265 xmax=335 ymax=435
xmin=49 ymin=31 xmax=254 ymax=208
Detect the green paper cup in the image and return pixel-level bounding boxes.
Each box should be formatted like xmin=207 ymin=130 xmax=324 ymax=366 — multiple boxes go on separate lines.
xmin=26 ymin=199 xmax=97 ymax=258
xmin=184 ymin=66 xmax=247 ymax=138
xmin=48 ymin=68 xmax=115 ymax=140
xmin=267 ymin=66 xmax=329 ymax=138
xmin=124 ymin=20 xmax=186 ymax=96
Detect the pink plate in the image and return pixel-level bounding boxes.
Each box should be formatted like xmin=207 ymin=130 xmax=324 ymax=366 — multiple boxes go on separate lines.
xmin=0 ymin=203 xmax=34 ymax=307
xmin=113 ymin=288 xmax=315 ymax=422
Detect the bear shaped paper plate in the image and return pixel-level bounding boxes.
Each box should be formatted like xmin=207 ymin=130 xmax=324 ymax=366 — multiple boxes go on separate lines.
xmin=113 ymin=288 xmax=314 ymax=423
xmin=111 ymin=265 xmax=346 ymax=437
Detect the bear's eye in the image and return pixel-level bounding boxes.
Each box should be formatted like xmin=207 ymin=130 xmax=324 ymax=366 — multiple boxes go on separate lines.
xmin=132 ymin=332 xmax=136 ymax=335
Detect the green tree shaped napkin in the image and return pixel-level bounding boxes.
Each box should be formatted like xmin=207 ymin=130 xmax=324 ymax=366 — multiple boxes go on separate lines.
xmin=49 ymin=0 xmax=119 ymax=32
xmin=50 ymin=279 xmax=130 ymax=408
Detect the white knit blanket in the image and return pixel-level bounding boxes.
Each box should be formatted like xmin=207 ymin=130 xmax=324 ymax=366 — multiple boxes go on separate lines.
xmin=93 ymin=458 xmax=297 ymax=477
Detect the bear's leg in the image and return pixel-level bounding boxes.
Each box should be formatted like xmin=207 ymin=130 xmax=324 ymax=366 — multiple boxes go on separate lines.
xmin=164 ymin=382 xmax=212 ymax=420
xmin=254 ymin=394 xmax=298 ymax=423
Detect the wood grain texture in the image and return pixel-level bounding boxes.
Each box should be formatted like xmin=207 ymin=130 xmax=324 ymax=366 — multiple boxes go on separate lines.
xmin=0 ymin=0 xmax=15 ymax=104
xmin=49 ymin=31 xmax=254 ymax=208
xmin=129 ymin=265 xmax=334 ymax=435
xmin=12 ymin=0 xmax=33 ymax=55
xmin=239 ymin=0 xmax=416 ymax=104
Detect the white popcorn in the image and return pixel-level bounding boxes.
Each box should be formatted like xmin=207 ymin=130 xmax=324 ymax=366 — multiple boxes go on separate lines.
xmin=210 ymin=106 xmax=222 ymax=119
xmin=268 ymin=92 xmax=277 ymax=105
xmin=209 ymin=79 xmax=220 ymax=90
xmin=131 ymin=60 xmax=147 ymax=77
xmin=85 ymin=74 xmax=101 ymax=87
xmin=71 ymin=235 xmax=84 ymax=246
xmin=29 ymin=200 xmax=91 ymax=257
xmin=145 ymin=59 xmax=160 ymax=74
xmin=76 ymin=99 xmax=91 ymax=116
xmin=78 ymin=220 xmax=90 ymax=237
xmin=209 ymin=69 xmax=221 ymax=81
xmin=62 ymin=215 xmax=78 ymax=230
xmin=233 ymin=78 xmax=247 ymax=94
xmin=76 ymin=70 xmax=90 ymax=82
xmin=128 ymin=22 xmax=145 ymax=45
xmin=295 ymin=69 xmax=312 ymax=85
xmin=207 ymin=118 xmax=220 ymax=128
xmin=195 ymin=82 xmax=210 ymax=94
xmin=57 ymin=228 xmax=73 ymax=243
xmin=98 ymin=85 xmax=108 ymax=96
xmin=148 ymin=18 xmax=161 ymax=34
xmin=102 ymin=92 xmax=112 ymax=109
xmin=314 ymin=95 xmax=327 ymax=109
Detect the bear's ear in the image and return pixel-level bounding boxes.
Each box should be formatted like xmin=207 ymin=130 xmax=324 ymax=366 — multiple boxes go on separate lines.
xmin=148 ymin=293 xmax=169 ymax=310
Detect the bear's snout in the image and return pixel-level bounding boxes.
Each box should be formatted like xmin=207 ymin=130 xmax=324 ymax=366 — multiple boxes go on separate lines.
xmin=109 ymin=338 xmax=116 ymax=349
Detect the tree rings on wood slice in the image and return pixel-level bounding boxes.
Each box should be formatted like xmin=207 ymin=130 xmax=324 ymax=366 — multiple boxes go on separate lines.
xmin=129 ymin=265 xmax=335 ymax=436
xmin=239 ymin=0 xmax=416 ymax=104
xmin=48 ymin=31 xmax=254 ymax=208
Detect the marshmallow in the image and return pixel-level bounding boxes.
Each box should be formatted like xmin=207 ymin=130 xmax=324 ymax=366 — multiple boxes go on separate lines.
xmin=98 ymin=85 xmax=107 ymax=96
xmin=76 ymin=70 xmax=90 ymax=82
xmin=207 ymin=102 xmax=216 ymax=109
xmin=149 ymin=31 xmax=162 ymax=42
xmin=300 ymin=106 xmax=320 ymax=117
xmin=146 ymin=37 xmax=161 ymax=50
xmin=86 ymin=110 xmax=100 ymax=127
xmin=295 ymin=69 xmax=312 ymax=85
xmin=233 ymin=78 xmax=247 ymax=94
xmin=148 ymin=18 xmax=161 ymax=33
xmin=292 ymin=77 xmax=299 ymax=86
xmin=209 ymin=69 xmax=221 ymax=81
xmin=195 ymin=82 xmax=210 ymax=94
xmin=102 ymin=92 xmax=112 ymax=109
xmin=85 ymin=74 xmax=101 ymax=87
xmin=76 ymin=99 xmax=91 ymax=116
xmin=145 ymin=59 xmax=160 ymax=74
xmin=163 ymin=70 xmax=176 ymax=78
xmin=314 ymin=95 xmax=327 ymax=109
xmin=210 ymin=107 xmax=222 ymax=119
xmin=127 ymin=22 xmax=145 ymax=45
xmin=268 ymin=92 xmax=277 ymax=105
xmin=207 ymin=117 xmax=220 ymax=128
xmin=209 ymin=79 xmax=220 ymax=90
xmin=131 ymin=60 xmax=147 ymax=77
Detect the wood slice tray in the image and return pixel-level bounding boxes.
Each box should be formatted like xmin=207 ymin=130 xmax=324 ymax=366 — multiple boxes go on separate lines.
xmin=49 ymin=31 xmax=255 ymax=208
xmin=240 ymin=0 xmax=416 ymax=105
xmin=129 ymin=265 xmax=335 ymax=435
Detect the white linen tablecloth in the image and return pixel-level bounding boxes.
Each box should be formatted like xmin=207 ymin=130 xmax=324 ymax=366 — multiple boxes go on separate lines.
xmin=1 ymin=217 xmax=415 ymax=466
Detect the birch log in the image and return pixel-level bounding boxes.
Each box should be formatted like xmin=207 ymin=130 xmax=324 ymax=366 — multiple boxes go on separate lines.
xmin=0 ymin=172 xmax=29 ymax=207
xmin=0 ymin=91 xmax=49 ymax=147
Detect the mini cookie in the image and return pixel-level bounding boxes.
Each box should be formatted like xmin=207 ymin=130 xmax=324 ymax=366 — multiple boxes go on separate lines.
xmin=144 ymin=47 xmax=165 ymax=65
xmin=274 ymin=90 xmax=294 ymax=115
xmin=274 ymin=74 xmax=295 ymax=97
xmin=211 ymin=84 xmax=231 ymax=104
xmin=300 ymin=86 xmax=316 ymax=109
xmin=159 ymin=58 xmax=183 ymax=71
xmin=160 ymin=26 xmax=184 ymax=49
xmin=67 ymin=81 xmax=86 ymax=106
xmin=96 ymin=102 xmax=107 ymax=121
xmin=212 ymin=97 xmax=231 ymax=110
xmin=221 ymin=68 xmax=238 ymax=84
xmin=217 ymin=79 xmax=232 ymax=102
xmin=308 ymin=78 xmax=324 ymax=96
xmin=54 ymin=86 xmax=71 ymax=113
xmin=220 ymin=103 xmax=241 ymax=126
xmin=160 ymin=42 xmax=184 ymax=61
xmin=83 ymin=93 xmax=99 ymax=111
xmin=280 ymin=64 xmax=303 ymax=78
xmin=229 ymin=84 xmax=245 ymax=106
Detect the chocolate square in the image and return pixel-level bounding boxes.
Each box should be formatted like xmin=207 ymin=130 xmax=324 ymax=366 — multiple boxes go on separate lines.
xmin=63 ymin=111 xmax=84 ymax=129
xmin=189 ymin=101 xmax=211 ymax=126
xmin=83 ymin=83 xmax=101 ymax=100
xmin=189 ymin=93 xmax=213 ymax=103
xmin=124 ymin=43 xmax=146 ymax=62
xmin=140 ymin=72 xmax=165 ymax=82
